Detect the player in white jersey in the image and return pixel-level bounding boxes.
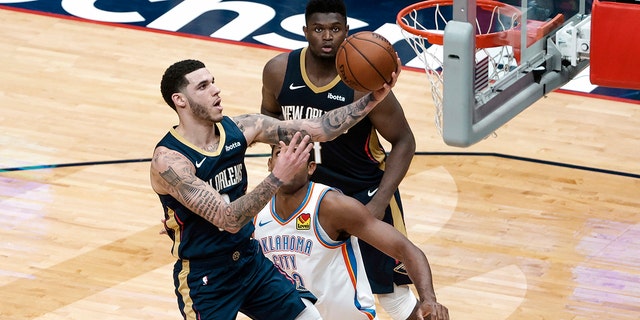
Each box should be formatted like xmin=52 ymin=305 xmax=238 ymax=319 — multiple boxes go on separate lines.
xmin=254 ymin=145 xmax=449 ymax=320
xmin=256 ymin=181 xmax=376 ymax=319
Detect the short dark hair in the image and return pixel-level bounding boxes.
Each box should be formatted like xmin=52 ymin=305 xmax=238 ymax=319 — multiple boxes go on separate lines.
xmin=305 ymin=0 xmax=347 ymax=23
xmin=160 ymin=59 xmax=205 ymax=110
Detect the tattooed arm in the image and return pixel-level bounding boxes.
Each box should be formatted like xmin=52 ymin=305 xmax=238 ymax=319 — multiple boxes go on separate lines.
xmin=150 ymin=133 xmax=312 ymax=233
xmin=237 ymin=58 xmax=401 ymax=146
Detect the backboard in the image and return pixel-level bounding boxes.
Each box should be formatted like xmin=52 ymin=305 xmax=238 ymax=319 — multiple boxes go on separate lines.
xmin=397 ymin=0 xmax=592 ymax=147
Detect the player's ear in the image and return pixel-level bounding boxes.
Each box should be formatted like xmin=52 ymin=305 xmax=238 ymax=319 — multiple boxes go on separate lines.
xmin=307 ymin=161 xmax=316 ymax=175
xmin=302 ymin=25 xmax=309 ymax=39
xmin=172 ymin=93 xmax=186 ymax=108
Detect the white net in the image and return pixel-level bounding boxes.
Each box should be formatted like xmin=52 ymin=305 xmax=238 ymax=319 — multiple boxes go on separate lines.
xmin=398 ymin=1 xmax=520 ymax=135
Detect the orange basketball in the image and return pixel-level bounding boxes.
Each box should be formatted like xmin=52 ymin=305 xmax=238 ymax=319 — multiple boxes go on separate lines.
xmin=335 ymin=31 xmax=398 ymax=92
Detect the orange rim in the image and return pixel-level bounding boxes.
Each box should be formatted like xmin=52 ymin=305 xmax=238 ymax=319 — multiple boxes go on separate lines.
xmin=396 ymin=0 xmax=522 ymax=48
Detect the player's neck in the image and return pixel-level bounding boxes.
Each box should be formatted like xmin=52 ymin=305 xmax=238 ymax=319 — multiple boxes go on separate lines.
xmin=274 ymin=182 xmax=311 ymax=220
xmin=304 ymin=49 xmax=337 ymax=84
xmin=175 ymin=121 xmax=220 ymax=151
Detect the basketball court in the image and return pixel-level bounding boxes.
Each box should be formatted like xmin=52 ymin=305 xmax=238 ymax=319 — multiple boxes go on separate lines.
xmin=1 ymin=1 xmax=639 ymax=319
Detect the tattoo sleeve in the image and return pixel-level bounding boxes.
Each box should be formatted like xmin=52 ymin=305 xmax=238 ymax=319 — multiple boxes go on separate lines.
xmin=160 ymin=161 xmax=282 ymax=233
xmin=223 ymin=173 xmax=283 ymax=231
xmin=314 ymin=93 xmax=372 ymax=140
xmin=268 ymin=93 xmax=374 ymax=144
xmin=238 ymin=91 xmax=376 ymax=146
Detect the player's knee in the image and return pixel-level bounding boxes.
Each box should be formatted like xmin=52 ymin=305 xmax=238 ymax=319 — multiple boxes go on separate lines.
xmin=377 ymin=284 xmax=418 ymax=320
xmin=294 ymin=298 xmax=322 ymax=320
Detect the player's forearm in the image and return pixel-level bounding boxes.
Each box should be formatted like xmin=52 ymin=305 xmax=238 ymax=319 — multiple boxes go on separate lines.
xmin=369 ymin=136 xmax=416 ymax=212
xmin=214 ymin=173 xmax=282 ymax=233
xmin=314 ymin=93 xmax=379 ymax=141
xmin=405 ymin=248 xmax=438 ymax=303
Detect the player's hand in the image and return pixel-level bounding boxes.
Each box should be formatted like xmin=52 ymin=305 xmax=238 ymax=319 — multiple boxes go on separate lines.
xmin=371 ymin=52 xmax=401 ymax=102
xmin=417 ymin=300 xmax=449 ymax=320
xmin=270 ymin=132 xmax=313 ymax=184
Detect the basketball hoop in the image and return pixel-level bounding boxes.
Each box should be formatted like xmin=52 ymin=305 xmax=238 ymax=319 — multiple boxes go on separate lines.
xmin=397 ymin=0 xmax=521 ymax=135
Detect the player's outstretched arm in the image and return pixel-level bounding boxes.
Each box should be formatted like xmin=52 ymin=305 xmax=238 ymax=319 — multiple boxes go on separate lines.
xmin=363 ymin=75 xmax=415 ymax=219
xmin=321 ymin=192 xmax=449 ymax=320
xmin=237 ymin=58 xmax=401 ymax=146
xmin=150 ymin=133 xmax=312 ymax=233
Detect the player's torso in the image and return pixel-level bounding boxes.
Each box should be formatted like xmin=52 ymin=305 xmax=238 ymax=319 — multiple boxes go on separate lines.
xmin=253 ymin=182 xmax=377 ymax=320
xmin=157 ymin=116 xmax=252 ymax=260
xmin=278 ymin=48 xmax=355 ymax=117
xmin=277 ymin=48 xmax=385 ymax=195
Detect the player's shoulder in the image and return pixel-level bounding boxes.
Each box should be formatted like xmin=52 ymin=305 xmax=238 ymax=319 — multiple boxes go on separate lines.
xmin=229 ymin=113 xmax=270 ymax=142
xmin=318 ymin=188 xmax=370 ymax=232
xmin=262 ymin=52 xmax=290 ymax=91
xmin=263 ymin=51 xmax=290 ymax=73
xmin=320 ymin=187 xmax=360 ymax=209
xmin=152 ymin=145 xmax=189 ymax=167
xmin=230 ymin=113 xmax=261 ymax=129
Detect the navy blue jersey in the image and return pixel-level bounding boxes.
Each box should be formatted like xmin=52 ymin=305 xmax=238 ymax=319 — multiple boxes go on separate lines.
xmin=276 ymin=48 xmax=413 ymax=294
xmin=156 ymin=116 xmax=251 ymax=260
xmin=277 ymin=48 xmax=386 ymax=195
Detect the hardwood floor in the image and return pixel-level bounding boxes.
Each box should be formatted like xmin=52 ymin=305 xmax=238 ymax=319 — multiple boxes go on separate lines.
xmin=1 ymin=7 xmax=638 ymax=320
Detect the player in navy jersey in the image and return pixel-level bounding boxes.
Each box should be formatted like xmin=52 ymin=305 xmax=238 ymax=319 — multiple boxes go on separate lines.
xmin=260 ymin=1 xmax=419 ymax=319
xmin=150 ymin=58 xmax=400 ymax=320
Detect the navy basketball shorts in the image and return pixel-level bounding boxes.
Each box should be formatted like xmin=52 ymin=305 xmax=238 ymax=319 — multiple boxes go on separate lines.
xmin=351 ymin=187 xmax=413 ymax=294
xmin=173 ymin=239 xmax=314 ymax=320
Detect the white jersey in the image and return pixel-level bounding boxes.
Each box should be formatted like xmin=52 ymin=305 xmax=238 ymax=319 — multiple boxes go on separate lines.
xmin=253 ymin=182 xmax=378 ymax=320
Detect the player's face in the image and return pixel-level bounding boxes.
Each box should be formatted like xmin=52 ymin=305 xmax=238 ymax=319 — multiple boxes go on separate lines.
xmin=304 ymin=12 xmax=348 ymax=59
xmin=182 ymin=68 xmax=224 ymax=122
xmin=268 ymin=145 xmax=315 ymax=191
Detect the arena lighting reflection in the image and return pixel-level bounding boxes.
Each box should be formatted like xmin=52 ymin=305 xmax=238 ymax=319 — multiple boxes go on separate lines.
xmin=570 ymin=219 xmax=640 ymax=315
xmin=0 ymin=176 xmax=51 ymax=233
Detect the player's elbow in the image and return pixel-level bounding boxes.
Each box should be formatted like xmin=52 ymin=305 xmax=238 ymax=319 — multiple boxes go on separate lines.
xmin=403 ymin=130 xmax=417 ymax=151
xmin=223 ymin=226 xmax=242 ymax=234
xmin=392 ymin=131 xmax=416 ymax=154
xmin=218 ymin=218 xmax=243 ymax=234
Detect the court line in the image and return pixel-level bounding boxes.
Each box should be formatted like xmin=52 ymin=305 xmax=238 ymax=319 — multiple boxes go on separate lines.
xmin=0 ymin=159 xmax=152 ymax=172
xmin=2 ymin=152 xmax=638 ymax=179
xmin=415 ymin=152 xmax=640 ymax=179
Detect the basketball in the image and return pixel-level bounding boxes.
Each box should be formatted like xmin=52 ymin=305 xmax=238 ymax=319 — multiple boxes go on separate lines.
xmin=335 ymin=31 xmax=398 ymax=92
